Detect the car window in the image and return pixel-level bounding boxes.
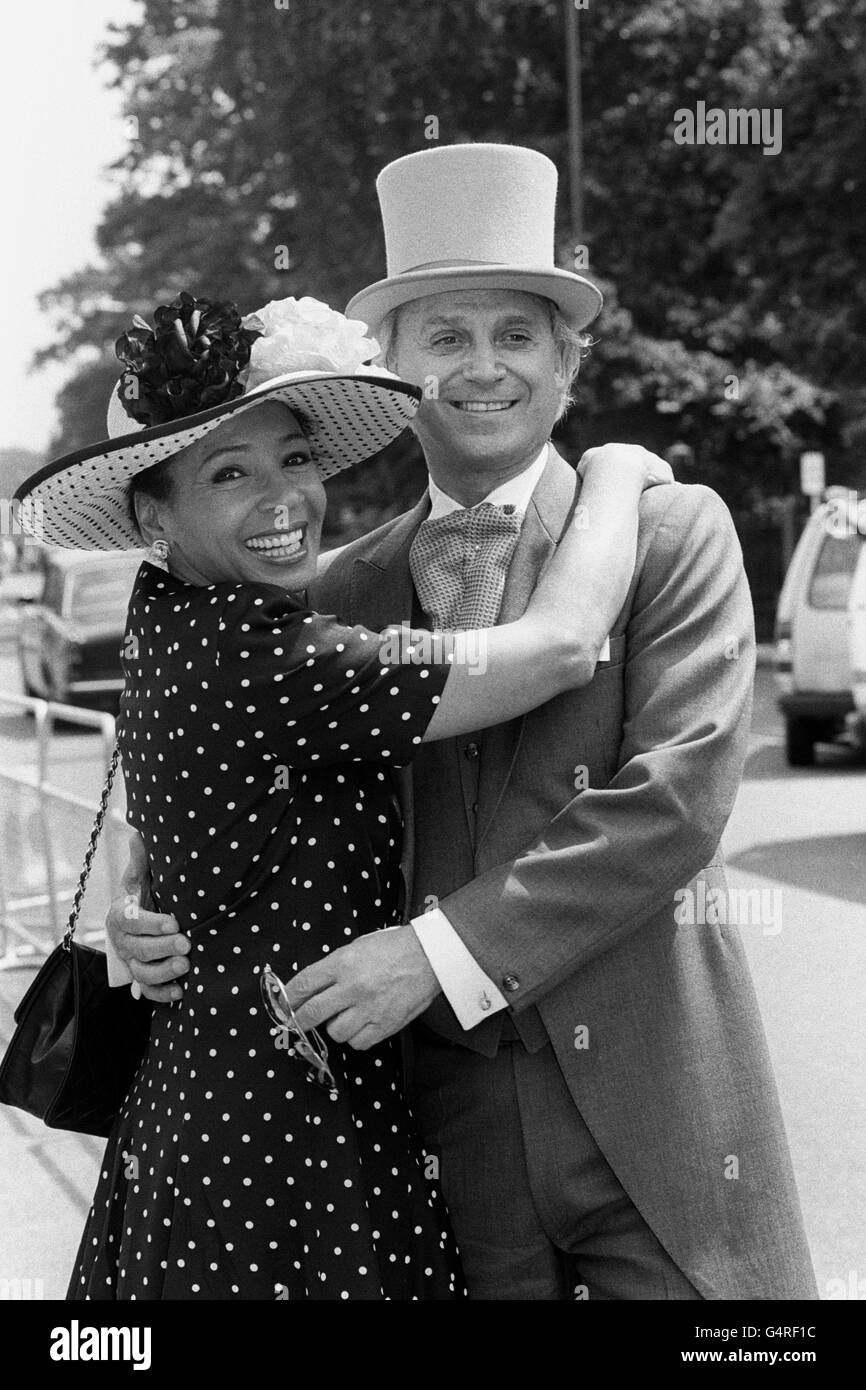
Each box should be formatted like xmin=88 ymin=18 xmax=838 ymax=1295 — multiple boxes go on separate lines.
xmin=808 ymin=532 xmax=864 ymax=610
xmin=66 ymin=564 xmax=140 ymax=625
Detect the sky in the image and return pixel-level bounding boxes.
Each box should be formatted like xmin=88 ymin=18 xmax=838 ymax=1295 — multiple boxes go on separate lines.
xmin=1 ymin=0 xmax=142 ymax=455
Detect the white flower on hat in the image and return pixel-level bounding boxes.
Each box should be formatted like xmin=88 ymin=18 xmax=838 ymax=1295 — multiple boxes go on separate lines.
xmin=240 ymin=295 xmax=383 ymax=390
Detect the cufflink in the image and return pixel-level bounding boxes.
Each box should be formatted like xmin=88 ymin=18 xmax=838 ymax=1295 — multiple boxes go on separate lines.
xmin=479 ymin=991 xmax=492 ymax=1012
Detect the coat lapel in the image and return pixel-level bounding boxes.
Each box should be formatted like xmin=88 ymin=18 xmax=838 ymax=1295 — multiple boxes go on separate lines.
xmin=475 ymin=447 xmax=581 ymax=849
xmin=339 ymin=450 xmax=580 ymax=884
xmin=346 ymin=495 xmax=430 ymax=632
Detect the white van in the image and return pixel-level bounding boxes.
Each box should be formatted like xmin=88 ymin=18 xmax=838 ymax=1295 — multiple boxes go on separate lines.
xmin=774 ymin=491 xmax=865 ymax=765
xmin=848 ymin=538 xmax=866 ymax=747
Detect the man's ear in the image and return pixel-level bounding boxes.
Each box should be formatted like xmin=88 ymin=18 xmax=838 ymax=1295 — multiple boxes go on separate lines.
xmin=552 ymin=335 xmax=569 ymax=388
xmin=133 ymin=492 xmax=168 ymax=548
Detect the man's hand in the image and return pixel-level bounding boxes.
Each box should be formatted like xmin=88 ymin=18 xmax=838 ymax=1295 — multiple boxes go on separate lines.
xmin=284 ymin=926 xmax=442 ymax=1050
xmin=105 ymin=831 xmax=190 ymax=1003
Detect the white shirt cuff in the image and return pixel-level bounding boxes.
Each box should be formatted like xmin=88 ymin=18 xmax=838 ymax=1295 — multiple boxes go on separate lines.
xmin=105 ymin=930 xmax=134 ymax=987
xmin=411 ymin=908 xmax=508 ymax=1030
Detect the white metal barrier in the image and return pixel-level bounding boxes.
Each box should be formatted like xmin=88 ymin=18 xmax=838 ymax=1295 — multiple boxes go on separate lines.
xmin=0 ymin=693 xmax=126 ymax=966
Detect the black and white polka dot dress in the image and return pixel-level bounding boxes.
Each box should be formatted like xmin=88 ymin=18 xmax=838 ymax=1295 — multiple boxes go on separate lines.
xmin=68 ymin=560 xmax=465 ymax=1301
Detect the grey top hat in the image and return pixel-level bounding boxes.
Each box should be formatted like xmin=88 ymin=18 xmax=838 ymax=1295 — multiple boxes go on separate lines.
xmin=346 ymin=143 xmax=602 ymax=336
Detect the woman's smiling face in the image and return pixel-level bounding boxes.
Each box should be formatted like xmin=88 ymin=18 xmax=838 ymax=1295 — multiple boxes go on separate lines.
xmin=134 ymin=401 xmax=327 ymax=589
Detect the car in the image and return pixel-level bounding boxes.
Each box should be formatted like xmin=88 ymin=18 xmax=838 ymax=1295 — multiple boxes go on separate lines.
xmin=847 ymin=534 xmax=866 ymax=749
xmin=17 ymin=548 xmax=145 ymax=711
xmin=774 ymin=490 xmax=865 ymax=766
xmin=0 ymin=568 xmax=44 ymax=640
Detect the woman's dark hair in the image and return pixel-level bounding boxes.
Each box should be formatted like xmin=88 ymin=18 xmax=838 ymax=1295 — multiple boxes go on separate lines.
xmin=128 ymin=457 xmax=175 ymax=535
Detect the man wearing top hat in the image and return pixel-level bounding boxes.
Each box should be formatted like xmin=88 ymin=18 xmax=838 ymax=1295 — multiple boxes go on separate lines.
xmin=109 ymin=143 xmax=816 ymax=1300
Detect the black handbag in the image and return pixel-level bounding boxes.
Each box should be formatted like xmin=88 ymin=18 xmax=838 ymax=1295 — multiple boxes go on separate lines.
xmin=0 ymin=744 xmax=153 ymax=1137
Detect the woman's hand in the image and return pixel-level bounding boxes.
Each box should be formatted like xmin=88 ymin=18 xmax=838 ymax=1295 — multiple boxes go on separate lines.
xmin=524 ymin=443 xmax=674 ymax=684
xmin=576 ymin=443 xmax=675 ymax=490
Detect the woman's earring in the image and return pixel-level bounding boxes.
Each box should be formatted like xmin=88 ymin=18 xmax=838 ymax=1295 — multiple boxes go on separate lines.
xmin=148 ymin=539 xmax=170 ymax=570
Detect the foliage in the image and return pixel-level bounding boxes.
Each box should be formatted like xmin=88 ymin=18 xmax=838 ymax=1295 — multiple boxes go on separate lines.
xmin=33 ymin=0 xmax=864 ymax=517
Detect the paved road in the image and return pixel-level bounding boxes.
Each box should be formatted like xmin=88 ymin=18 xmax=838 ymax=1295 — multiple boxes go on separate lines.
xmin=0 ymin=640 xmax=117 ymax=1298
xmin=725 ymin=673 xmax=866 ymax=1300
xmin=0 ymin=647 xmax=863 ymax=1299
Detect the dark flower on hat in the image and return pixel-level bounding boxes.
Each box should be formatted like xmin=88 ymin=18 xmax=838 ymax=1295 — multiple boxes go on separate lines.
xmin=114 ymin=291 xmax=262 ymax=427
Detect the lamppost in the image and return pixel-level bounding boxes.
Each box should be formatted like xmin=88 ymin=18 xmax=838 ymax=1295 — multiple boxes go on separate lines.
xmin=564 ymin=0 xmax=584 ymax=248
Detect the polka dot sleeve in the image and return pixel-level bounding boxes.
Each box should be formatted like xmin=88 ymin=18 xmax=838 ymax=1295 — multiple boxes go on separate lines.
xmin=215 ymin=585 xmax=451 ymax=768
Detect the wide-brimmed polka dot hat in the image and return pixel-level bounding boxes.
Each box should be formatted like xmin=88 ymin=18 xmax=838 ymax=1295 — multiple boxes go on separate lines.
xmin=15 ymin=294 xmax=421 ymax=550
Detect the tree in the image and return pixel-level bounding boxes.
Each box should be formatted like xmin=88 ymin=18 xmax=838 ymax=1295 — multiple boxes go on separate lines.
xmin=711 ymin=0 xmax=866 ymax=461
xmin=34 ymin=0 xmax=861 ymax=520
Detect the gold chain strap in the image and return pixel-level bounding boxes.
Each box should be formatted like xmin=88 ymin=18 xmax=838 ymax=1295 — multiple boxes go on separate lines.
xmin=62 ymin=742 xmax=121 ymax=951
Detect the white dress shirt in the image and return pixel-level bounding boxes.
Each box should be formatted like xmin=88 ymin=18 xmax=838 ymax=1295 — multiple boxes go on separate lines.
xmin=425 ymin=445 xmax=549 ymax=521
xmin=409 ymin=446 xmax=550 ymax=1029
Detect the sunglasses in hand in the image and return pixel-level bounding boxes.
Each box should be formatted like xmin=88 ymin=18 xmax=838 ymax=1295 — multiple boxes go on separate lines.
xmin=260 ymin=963 xmax=338 ymax=1094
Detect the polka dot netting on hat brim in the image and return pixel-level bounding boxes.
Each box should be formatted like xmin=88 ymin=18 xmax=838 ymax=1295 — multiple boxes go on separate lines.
xmin=14 ymin=375 xmax=420 ymax=550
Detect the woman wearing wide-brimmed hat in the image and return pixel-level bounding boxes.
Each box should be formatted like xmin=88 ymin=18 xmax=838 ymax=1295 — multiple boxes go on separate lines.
xmin=15 ymin=289 xmax=666 ymax=1300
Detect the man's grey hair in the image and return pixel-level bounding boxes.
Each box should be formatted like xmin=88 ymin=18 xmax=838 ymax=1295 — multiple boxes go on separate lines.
xmin=374 ymin=295 xmax=594 ymax=421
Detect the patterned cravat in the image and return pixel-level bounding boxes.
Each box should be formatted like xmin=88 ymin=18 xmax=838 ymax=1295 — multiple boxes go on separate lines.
xmin=409 ymin=501 xmax=524 ymax=630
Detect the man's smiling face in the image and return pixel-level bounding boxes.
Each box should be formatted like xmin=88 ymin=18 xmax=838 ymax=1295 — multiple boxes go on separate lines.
xmin=390 ymin=289 xmax=566 ymax=494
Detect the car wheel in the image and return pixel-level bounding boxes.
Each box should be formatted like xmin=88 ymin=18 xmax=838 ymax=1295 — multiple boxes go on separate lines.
xmin=785 ymin=715 xmax=816 ymax=767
